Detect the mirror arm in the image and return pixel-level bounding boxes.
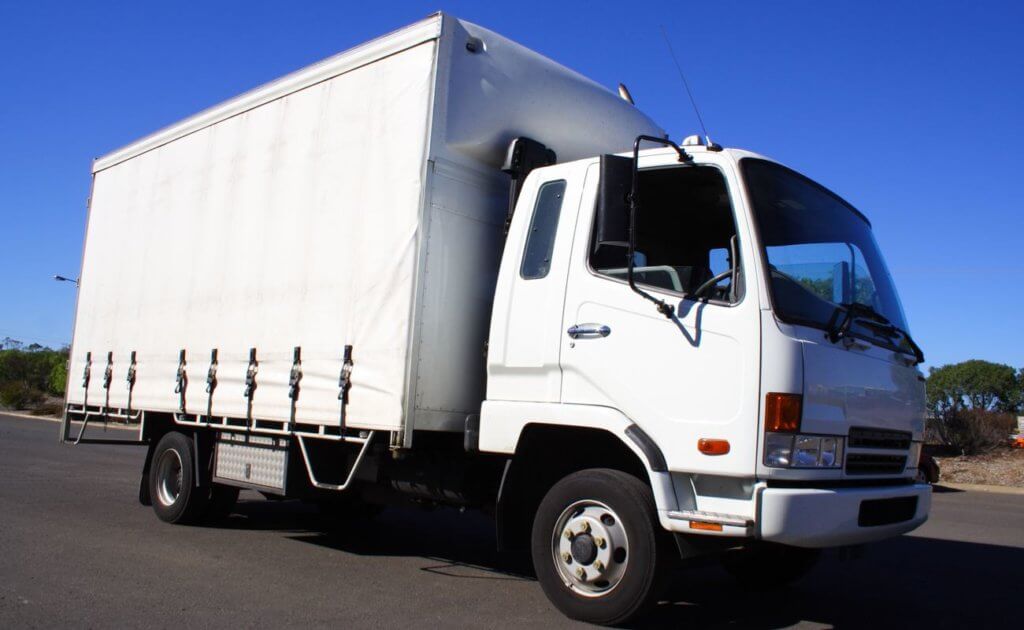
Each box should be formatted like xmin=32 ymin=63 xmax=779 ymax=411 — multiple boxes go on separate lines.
xmin=729 ymin=234 xmax=739 ymax=302
xmin=626 ymin=135 xmax=691 ymax=319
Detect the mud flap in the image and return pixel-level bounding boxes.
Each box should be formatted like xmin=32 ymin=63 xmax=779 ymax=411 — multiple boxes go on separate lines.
xmin=138 ymin=441 xmax=156 ymax=506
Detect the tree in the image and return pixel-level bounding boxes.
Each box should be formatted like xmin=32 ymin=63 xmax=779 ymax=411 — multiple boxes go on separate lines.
xmin=926 ymin=360 xmax=1021 ymax=454
xmin=927 ymin=360 xmax=1021 ymax=416
xmin=1015 ymin=367 xmax=1024 ymax=415
xmin=0 ymin=337 xmax=22 ymax=351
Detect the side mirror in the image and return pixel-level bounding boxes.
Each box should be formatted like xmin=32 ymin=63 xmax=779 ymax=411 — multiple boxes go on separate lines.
xmin=599 ymin=135 xmax=689 ymax=320
xmin=593 ymin=154 xmax=634 ymax=256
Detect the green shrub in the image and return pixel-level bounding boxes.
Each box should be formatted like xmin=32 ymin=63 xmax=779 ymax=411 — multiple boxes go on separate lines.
xmin=0 ymin=381 xmax=45 ymax=410
xmin=31 ymin=401 xmax=65 ymax=417
xmin=933 ymin=409 xmax=1015 ymax=455
xmin=0 ymin=346 xmax=69 ymax=402
xmin=48 ymin=360 xmax=67 ymax=396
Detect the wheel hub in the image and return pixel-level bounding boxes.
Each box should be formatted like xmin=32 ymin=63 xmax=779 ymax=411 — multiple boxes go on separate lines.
xmin=155 ymin=448 xmax=183 ymax=507
xmin=570 ymin=533 xmax=598 ymax=565
xmin=553 ymin=500 xmax=629 ymax=597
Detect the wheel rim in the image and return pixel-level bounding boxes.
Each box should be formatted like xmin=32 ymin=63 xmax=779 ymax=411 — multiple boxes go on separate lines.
xmin=155 ymin=448 xmax=184 ymax=507
xmin=551 ymin=500 xmax=629 ymax=598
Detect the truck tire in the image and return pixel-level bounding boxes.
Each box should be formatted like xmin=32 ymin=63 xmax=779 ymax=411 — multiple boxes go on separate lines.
xmin=916 ymin=454 xmax=939 ymax=484
xmin=148 ymin=432 xmax=208 ymax=524
xmin=531 ymin=469 xmax=669 ymax=625
xmin=203 ymin=484 xmax=240 ymax=522
xmin=720 ymin=543 xmax=819 ymax=588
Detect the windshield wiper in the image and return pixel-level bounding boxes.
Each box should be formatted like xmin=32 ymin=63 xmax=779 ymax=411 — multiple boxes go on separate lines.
xmin=827 ymin=302 xmax=925 ymax=364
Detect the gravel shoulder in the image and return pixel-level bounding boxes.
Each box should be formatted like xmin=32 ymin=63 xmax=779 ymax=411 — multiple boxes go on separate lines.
xmin=934 ymin=448 xmax=1024 ymax=487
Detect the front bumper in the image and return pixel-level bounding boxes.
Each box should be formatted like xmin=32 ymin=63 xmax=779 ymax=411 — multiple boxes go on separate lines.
xmin=759 ymin=483 xmax=931 ymax=548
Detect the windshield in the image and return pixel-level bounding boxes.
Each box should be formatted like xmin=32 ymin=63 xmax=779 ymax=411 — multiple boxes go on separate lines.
xmin=742 ymin=158 xmax=910 ymax=343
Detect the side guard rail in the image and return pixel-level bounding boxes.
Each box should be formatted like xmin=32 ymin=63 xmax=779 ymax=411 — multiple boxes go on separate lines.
xmin=60 ymin=404 xmax=146 ymax=446
xmin=296 ymin=431 xmax=375 ymax=491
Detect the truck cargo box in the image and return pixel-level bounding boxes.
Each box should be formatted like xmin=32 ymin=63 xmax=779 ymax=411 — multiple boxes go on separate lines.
xmin=67 ymin=13 xmax=662 ymax=442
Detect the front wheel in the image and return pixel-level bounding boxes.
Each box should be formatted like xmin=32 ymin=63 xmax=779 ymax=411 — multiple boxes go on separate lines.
xmin=531 ymin=469 xmax=670 ymax=625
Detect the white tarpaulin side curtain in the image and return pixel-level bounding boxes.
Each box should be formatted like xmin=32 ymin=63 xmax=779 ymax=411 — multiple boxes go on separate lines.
xmin=70 ymin=40 xmax=437 ymax=431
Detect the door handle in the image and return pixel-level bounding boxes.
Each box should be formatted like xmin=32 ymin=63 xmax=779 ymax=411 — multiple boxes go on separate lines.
xmin=567 ymin=324 xmax=611 ymax=339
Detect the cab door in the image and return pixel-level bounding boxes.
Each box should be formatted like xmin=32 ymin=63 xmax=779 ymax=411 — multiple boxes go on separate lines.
xmin=559 ymin=157 xmax=762 ymax=476
xmin=487 ymin=166 xmax=582 ymax=403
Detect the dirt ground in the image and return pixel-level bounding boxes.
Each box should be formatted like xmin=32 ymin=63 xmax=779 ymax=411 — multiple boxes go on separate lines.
xmin=935 ymin=448 xmax=1024 ymax=487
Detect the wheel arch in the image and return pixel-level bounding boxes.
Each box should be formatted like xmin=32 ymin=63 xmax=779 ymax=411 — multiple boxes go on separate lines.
xmin=495 ymin=421 xmax=675 ymax=551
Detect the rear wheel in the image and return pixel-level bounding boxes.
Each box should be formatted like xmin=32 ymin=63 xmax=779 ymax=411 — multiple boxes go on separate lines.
xmin=721 ymin=543 xmax=820 ymax=588
xmin=149 ymin=432 xmax=208 ymax=524
xmin=531 ymin=469 xmax=670 ymax=625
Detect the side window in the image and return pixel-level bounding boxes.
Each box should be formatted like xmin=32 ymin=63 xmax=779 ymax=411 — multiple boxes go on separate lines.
xmin=520 ymin=180 xmax=567 ymax=279
xmin=590 ymin=166 xmax=742 ymax=303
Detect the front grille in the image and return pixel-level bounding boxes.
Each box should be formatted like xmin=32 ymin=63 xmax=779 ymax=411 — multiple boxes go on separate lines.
xmin=848 ymin=427 xmax=912 ymax=450
xmin=846 ymin=453 xmax=907 ymax=475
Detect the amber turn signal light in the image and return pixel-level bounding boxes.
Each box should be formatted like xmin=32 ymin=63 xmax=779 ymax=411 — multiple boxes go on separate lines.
xmin=765 ymin=393 xmax=802 ymax=433
xmin=689 ymin=521 xmax=723 ymax=532
xmin=697 ymin=438 xmax=730 ymax=455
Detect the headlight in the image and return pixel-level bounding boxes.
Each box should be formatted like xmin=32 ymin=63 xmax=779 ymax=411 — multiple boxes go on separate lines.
xmin=764 ymin=433 xmax=794 ymax=467
xmin=764 ymin=433 xmax=844 ymax=469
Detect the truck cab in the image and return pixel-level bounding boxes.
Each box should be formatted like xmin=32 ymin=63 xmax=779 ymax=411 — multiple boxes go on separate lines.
xmin=483 ymin=137 xmax=929 ymax=621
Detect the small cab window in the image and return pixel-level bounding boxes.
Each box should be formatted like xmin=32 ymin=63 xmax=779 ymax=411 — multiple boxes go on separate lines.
xmin=590 ymin=166 xmax=742 ymax=303
xmin=521 ymin=180 xmax=567 ymax=279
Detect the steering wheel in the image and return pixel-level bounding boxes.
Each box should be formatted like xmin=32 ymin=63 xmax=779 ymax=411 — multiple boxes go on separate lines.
xmin=691 ymin=268 xmax=733 ymax=300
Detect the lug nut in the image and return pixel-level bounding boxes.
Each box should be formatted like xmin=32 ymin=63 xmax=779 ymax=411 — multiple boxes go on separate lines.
xmin=593 ymin=560 xmax=605 ymax=572
xmin=562 ymin=552 xmax=572 ymax=563
xmin=564 ymin=529 xmax=573 ymax=540
xmin=594 ymin=536 xmax=606 ymax=548
xmin=580 ymin=521 xmax=591 ymax=533
xmin=575 ymin=567 xmax=586 ymax=579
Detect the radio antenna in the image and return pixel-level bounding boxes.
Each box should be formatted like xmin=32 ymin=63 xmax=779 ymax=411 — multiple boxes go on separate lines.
xmin=660 ymin=25 xmax=718 ymax=149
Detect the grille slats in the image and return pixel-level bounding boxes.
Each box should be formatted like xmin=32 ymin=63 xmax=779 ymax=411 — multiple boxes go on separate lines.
xmin=848 ymin=427 xmax=911 ymax=450
xmin=845 ymin=453 xmax=907 ymax=475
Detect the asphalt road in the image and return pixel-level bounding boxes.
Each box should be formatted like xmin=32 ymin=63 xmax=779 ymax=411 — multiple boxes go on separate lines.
xmin=1 ymin=413 xmax=1021 ymax=629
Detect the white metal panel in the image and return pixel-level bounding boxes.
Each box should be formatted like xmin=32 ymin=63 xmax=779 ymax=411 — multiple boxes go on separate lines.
xmin=411 ymin=158 xmax=506 ymax=430
xmin=800 ymin=330 xmax=926 ymax=439
xmin=440 ymin=19 xmax=663 ymax=167
xmin=485 ymin=164 xmax=585 ymax=403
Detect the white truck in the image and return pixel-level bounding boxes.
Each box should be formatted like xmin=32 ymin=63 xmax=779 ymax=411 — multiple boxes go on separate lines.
xmin=62 ymin=13 xmax=931 ymax=624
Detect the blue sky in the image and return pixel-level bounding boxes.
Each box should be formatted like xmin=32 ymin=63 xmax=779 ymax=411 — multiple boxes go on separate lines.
xmin=1 ymin=1 xmax=1021 ymax=370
